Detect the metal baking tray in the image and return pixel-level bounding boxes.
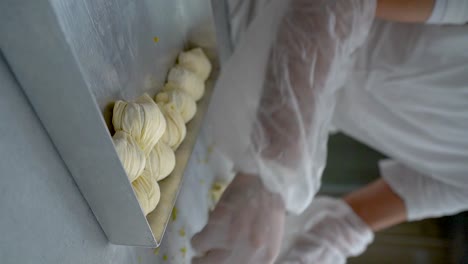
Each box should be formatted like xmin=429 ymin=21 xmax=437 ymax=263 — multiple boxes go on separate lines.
xmin=1 ymin=0 xmax=226 ymax=247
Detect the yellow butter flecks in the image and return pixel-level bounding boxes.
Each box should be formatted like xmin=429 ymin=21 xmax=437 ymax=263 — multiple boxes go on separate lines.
xmin=171 ymin=206 xmax=178 ymax=222
xmin=163 ymin=254 xmax=168 ymax=261
xmin=153 ymin=37 xmax=159 ymax=43
xmin=179 ymin=227 xmax=186 ymax=237
xmin=202 ymin=143 xmax=216 ymax=163
xmin=210 ymin=181 xmax=228 ymax=210
xmin=212 ymin=183 xmax=223 ymax=191
xmin=153 ymin=248 xmax=160 ymax=255
xmin=180 ymin=247 xmax=187 ymax=257
xmin=137 ymin=256 xmax=142 ymax=263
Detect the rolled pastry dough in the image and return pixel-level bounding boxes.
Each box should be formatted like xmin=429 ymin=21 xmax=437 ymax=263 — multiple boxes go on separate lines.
xmin=178 ymin=48 xmax=212 ymax=81
xmin=167 ymin=66 xmax=205 ymax=101
xmin=158 ymin=103 xmax=187 ymax=150
xmin=132 ymin=169 xmax=161 ymax=215
xmin=112 ymin=94 xmax=166 ymax=154
xmin=146 ymin=141 xmax=176 ymax=181
xmin=156 ymin=89 xmax=197 ymax=123
xmin=112 ymin=131 xmax=146 ymax=182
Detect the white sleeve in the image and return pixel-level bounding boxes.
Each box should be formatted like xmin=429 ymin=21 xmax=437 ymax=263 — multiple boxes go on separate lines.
xmin=379 ymin=160 xmax=468 ymax=221
xmin=207 ymin=0 xmax=376 ymax=214
xmin=427 ymin=0 xmax=468 ymax=24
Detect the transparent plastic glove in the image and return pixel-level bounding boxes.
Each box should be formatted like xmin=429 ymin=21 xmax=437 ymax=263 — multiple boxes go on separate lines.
xmin=192 ymin=173 xmax=286 ymax=264
xmin=206 ymin=0 xmax=376 ymax=214
xmin=279 ymin=197 xmax=374 ymax=264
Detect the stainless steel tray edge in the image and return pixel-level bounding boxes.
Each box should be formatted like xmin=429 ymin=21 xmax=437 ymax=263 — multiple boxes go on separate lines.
xmin=0 ymin=0 xmax=157 ymax=247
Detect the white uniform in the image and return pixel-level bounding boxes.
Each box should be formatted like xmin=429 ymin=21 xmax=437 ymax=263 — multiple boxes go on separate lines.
xmin=223 ymin=0 xmax=468 ymax=219
xmin=192 ymin=1 xmax=468 ymax=263
xmin=334 ymin=19 xmax=468 ymax=220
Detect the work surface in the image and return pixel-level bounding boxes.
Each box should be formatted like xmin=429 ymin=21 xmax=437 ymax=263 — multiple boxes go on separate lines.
xmin=0 ymin=54 xmax=221 ymax=263
xmin=0 ymin=0 xmax=231 ymax=261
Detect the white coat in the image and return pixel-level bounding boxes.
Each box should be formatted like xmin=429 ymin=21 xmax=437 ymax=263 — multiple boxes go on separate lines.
xmin=216 ymin=0 xmax=468 ymax=218
xmin=333 ymin=20 xmax=468 ymax=220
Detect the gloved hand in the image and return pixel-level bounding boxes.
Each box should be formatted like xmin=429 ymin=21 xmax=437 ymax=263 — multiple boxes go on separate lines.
xmin=278 ymin=197 xmax=374 ymax=264
xmin=191 ymin=173 xmax=286 ymax=264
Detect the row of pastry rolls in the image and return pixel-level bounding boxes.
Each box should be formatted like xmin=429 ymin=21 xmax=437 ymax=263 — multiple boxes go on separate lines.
xmin=110 ymin=48 xmax=212 ymax=216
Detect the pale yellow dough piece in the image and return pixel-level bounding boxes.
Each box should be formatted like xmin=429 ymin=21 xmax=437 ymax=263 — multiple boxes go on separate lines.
xmin=178 ymin=48 xmax=212 ymax=81
xmin=158 ymin=103 xmax=187 ymax=150
xmin=112 ymin=131 xmax=146 ymax=182
xmin=132 ymin=170 xmax=161 ymax=215
xmin=112 ymin=94 xmax=166 ymax=154
xmin=167 ymin=66 xmax=205 ymax=101
xmin=156 ymin=89 xmax=197 ymax=123
xmin=146 ymin=141 xmax=176 ymax=181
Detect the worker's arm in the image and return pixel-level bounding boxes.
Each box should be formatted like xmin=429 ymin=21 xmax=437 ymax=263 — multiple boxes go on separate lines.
xmin=375 ymin=160 xmax=468 ymax=221
xmin=255 ymin=0 xmax=441 ymax=182
xmin=344 ymin=178 xmax=407 ymax=232
xmin=256 ymin=0 xmax=376 ymax=166
xmin=280 ymin=164 xmax=468 ymax=262
xmin=345 ymin=159 xmax=468 ymax=231
xmin=376 ymin=0 xmax=435 ymax=23
xmin=253 ymin=0 xmax=376 ymax=213
xmin=376 ymin=0 xmax=468 ymax=24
